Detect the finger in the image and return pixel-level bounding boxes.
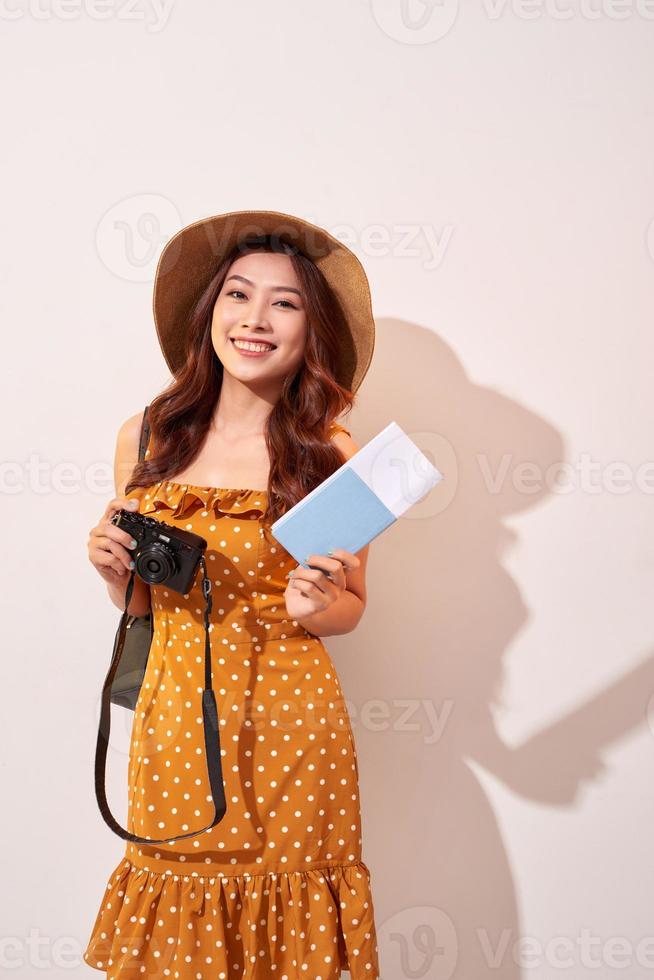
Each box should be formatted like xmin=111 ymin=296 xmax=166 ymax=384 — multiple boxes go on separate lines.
xmin=288 ymin=569 xmax=324 ymax=591
xmin=324 ymin=548 xmax=361 ymax=570
xmin=304 ymin=554 xmax=349 ymax=579
xmin=104 ymin=495 xmax=140 ymax=519
xmin=288 ymin=577 xmax=323 ymax=600
xmin=305 ymin=564 xmax=341 ymax=584
xmin=93 ymin=535 xmax=134 ymax=574
xmin=91 ymin=548 xmax=127 ymax=577
xmin=317 ymin=563 xmax=346 ymax=586
xmin=92 ymin=520 xmax=138 ymax=554
xmin=105 ymin=518 xmax=139 ymax=552
xmin=305 ymin=551 xmax=359 ymax=574
xmin=96 ymin=539 xmax=133 ymax=575
xmin=288 ymin=568 xmax=338 ymax=598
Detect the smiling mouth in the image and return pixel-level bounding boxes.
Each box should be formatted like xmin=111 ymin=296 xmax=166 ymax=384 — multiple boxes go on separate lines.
xmin=230 ymin=338 xmax=277 ymax=353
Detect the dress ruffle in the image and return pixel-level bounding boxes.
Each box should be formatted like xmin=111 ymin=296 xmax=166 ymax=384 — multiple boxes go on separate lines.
xmin=83 ymin=855 xmax=379 ymax=979
xmin=138 ymin=480 xmax=268 ymax=519
xmin=132 ymin=419 xmax=352 ymax=522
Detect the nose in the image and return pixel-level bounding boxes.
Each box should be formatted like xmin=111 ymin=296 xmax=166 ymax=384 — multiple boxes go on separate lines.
xmin=241 ymin=312 xmax=274 ymax=336
xmin=241 ymin=292 xmax=271 ymax=328
xmin=242 ymin=318 xmax=273 ymax=338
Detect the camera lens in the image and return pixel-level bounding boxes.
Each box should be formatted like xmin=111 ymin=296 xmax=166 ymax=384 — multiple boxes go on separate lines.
xmin=135 ymin=541 xmax=177 ymax=584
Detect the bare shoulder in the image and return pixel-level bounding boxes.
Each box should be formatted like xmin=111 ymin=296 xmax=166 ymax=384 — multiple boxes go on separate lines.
xmin=114 ymin=411 xmax=146 ymax=496
xmin=330 ymin=427 xmax=358 ymax=461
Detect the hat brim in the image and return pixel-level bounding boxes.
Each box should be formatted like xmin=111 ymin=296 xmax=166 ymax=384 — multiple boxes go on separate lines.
xmin=152 ymin=209 xmax=375 ymax=394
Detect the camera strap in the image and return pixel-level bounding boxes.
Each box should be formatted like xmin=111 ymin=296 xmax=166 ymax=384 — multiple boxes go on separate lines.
xmin=94 ymin=553 xmax=228 ymax=844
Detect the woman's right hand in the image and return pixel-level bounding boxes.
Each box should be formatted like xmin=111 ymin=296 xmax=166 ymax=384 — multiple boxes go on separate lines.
xmin=88 ymin=496 xmax=141 ymax=586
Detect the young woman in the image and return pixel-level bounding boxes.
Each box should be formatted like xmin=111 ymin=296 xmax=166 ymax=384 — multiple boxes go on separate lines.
xmin=83 ymin=211 xmax=380 ymax=979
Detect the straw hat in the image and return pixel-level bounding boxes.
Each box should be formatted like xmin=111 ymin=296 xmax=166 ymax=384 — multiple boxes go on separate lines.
xmin=152 ymin=209 xmax=375 ymax=393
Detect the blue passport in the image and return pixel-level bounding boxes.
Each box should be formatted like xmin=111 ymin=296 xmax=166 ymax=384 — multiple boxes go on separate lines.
xmin=270 ymin=421 xmax=444 ymax=566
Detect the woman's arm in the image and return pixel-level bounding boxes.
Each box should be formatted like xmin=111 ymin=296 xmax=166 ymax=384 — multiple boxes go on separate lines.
xmin=105 ymin=412 xmax=152 ymax=617
xmin=296 ymin=429 xmax=370 ymax=637
xmin=296 ymin=563 xmax=368 ymax=637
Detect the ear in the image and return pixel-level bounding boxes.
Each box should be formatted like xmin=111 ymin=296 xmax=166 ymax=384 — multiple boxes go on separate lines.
xmin=330 ymin=429 xmax=369 ymax=604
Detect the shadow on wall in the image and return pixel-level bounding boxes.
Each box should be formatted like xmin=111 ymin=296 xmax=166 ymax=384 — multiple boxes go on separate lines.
xmin=329 ymin=316 xmax=653 ymax=980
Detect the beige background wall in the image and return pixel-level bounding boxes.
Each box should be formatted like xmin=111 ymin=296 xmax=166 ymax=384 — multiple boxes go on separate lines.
xmin=2 ymin=2 xmax=653 ymax=977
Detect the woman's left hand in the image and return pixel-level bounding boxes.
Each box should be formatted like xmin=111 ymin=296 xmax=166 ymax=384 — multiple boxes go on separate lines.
xmin=283 ymin=548 xmax=361 ymax=621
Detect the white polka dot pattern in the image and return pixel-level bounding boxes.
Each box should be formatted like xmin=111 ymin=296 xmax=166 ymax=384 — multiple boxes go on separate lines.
xmin=84 ymin=425 xmax=380 ymax=978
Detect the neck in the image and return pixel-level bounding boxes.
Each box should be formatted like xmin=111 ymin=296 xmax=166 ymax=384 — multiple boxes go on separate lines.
xmin=212 ymin=372 xmax=278 ymax=438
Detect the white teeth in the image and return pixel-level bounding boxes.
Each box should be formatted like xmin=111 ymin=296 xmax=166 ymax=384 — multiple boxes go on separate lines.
xmin=232 ymin=339 xmax=275 ymax=352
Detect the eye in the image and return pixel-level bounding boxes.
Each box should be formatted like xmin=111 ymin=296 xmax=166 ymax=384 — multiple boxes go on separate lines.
xmin=226 ymin=290 xmax=298 ymax=310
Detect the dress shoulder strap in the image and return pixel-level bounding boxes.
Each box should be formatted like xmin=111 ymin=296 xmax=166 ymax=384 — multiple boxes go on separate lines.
xmin=137 ymin=404 xmax=151 ymax=463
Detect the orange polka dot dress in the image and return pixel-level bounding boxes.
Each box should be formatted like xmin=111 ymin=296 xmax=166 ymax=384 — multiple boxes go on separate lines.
xmin=84 ymin=422 xmax=380 ymax=979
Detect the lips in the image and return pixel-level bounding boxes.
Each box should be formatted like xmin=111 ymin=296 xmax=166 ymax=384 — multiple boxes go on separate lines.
xmin=230 ymin=338 xmax=277 ymax=354
xmin=229 ymin=337 xmax=277 ymax=358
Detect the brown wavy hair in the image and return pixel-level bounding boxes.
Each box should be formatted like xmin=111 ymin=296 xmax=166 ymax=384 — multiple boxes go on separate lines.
xmin=125 ymin=234 xmax=356 ymax=524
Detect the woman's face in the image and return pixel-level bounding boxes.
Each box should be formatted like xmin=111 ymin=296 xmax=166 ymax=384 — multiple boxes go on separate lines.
xmin=211 ymin=250 xmax=308 ymax=388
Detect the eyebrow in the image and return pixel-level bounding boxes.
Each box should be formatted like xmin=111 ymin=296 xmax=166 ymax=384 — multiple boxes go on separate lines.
xmin=225 ymin=274 xmax=302 ymax=297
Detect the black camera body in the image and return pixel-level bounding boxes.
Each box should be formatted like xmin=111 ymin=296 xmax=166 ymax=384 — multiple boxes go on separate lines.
xmin=111 ymin=509 xmax=208 ymax=596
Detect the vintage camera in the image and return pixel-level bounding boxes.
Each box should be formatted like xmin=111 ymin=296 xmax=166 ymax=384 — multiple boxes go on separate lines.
xmin=111 ymin=509 xmax=208 ymax=596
